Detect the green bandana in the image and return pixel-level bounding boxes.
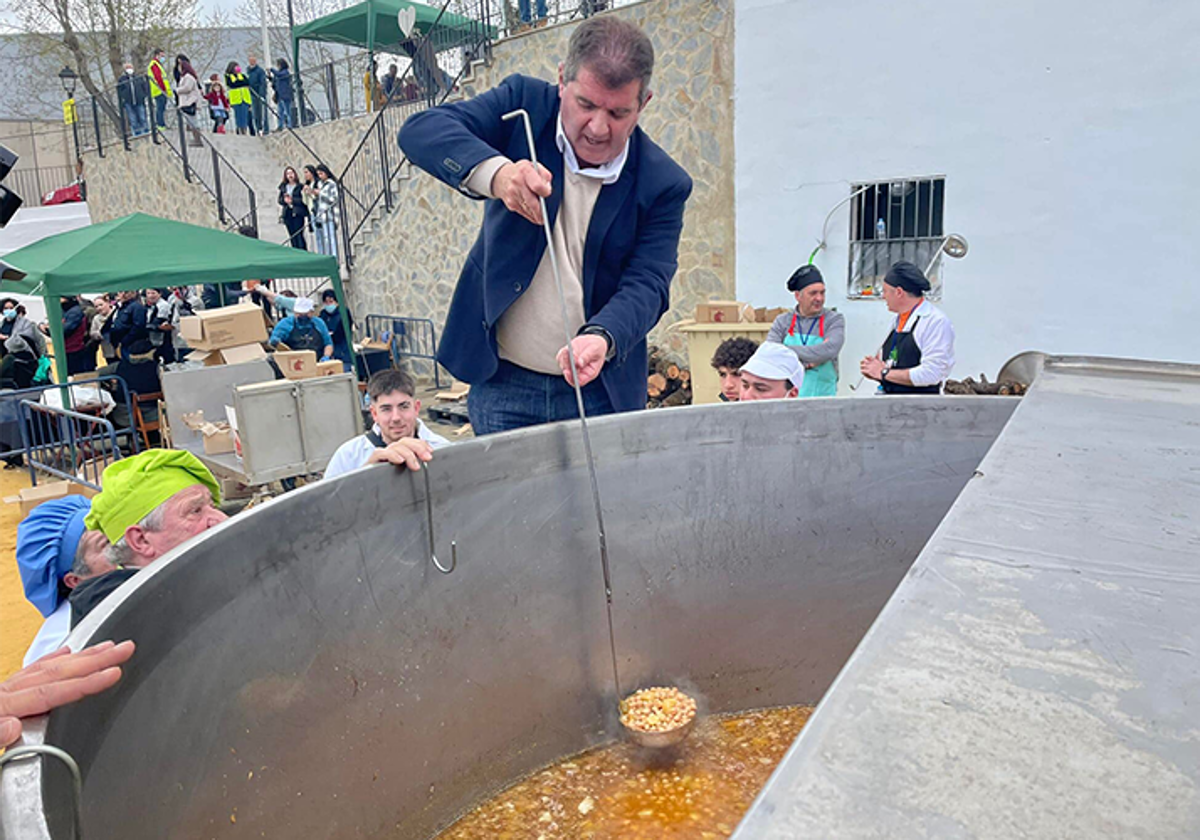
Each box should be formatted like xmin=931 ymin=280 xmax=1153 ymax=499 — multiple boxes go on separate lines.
xmin=85 ymin=449 xmax=221 ymax=542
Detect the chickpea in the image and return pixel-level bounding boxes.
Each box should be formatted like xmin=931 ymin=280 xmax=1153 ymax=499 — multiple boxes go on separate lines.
xmin=619 ymin=687 xmax=698 ymax=733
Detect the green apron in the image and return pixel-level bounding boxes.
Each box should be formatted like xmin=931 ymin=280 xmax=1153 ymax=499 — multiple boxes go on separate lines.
xmin=783 ymin=312 xmax=838 ymax=397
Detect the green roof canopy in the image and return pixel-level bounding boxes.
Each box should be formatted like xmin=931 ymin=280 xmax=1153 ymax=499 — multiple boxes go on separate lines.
xmin=0 ymin=213 xmax=347 ymax=384
xmin=292 ymin=0 xmax=494 ymax=54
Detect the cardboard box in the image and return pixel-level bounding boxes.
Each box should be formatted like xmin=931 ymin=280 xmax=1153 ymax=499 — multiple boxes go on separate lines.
xmin=68 ymin=370 xmax=101 ymax=383
xmin=180 ymin=304 xmax=267 ymax=351
xmin=274 ymin=350 xmax=318 ymax=380
xmin=192 ymin=342 xmax=268 ymax=367
xmin=5 ymin=481 xmax=97 ymax=518
xmin=202 ymin=426 xmax=236 ymax=455
xmin=695 ymin=300 xmax=752 ymax=324
xmin=359 ymin=338 xmax=390 ymax=352
xmin=316 ymin=360 xmax=343 ymax=377
xmin=754 ymin=306 xmax=790 ymax=324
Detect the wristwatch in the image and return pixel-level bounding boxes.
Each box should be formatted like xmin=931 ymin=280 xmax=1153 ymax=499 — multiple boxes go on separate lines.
xmin=578 ymin=325 xmax=616 ymax=362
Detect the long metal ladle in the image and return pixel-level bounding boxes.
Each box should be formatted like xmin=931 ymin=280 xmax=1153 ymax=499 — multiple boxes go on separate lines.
xmin=501 ymin=109 xmax=623 ymax=703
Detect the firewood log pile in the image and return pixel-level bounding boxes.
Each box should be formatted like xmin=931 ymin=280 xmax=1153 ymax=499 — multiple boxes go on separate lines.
xmin=943 ymin=374 xmax=1028 ymax=396
xmin=646 ymin=345 xmax=692 ymax=408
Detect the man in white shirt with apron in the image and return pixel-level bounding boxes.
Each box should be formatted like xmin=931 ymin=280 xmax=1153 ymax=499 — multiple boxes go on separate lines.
xmin=324 ymin=369 xmax=449 ymax=480
xmin=859 ymin=261 xmax=956 ymax=394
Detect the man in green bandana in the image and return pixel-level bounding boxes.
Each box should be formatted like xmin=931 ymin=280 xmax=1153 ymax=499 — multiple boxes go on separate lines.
xmin=71 ymin=450 xmax=227 ymax=626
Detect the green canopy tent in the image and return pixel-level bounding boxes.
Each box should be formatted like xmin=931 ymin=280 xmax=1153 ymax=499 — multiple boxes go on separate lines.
xmin=292 ymin=0 xmax=495 ymax=58
xmin=0 ymin=213 xmax=351 ymax=385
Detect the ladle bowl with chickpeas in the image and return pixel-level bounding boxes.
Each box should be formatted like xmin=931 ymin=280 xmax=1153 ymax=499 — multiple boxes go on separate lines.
xmin=619 ymin=686 xmax=698 ymax=748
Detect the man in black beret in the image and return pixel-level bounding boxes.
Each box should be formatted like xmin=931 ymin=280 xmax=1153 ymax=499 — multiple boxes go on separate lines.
xmin=859 ymin=261 xmax=955 ymax=394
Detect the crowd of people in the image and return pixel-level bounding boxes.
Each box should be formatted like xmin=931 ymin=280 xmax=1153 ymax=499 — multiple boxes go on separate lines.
xmin=277 ymin=164 xmax=340 ymax=255
xmin=117 ymin=48 xmax=295 ymax=140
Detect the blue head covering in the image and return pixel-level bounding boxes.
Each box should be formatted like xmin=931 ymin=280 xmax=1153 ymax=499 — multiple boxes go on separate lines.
xmin=16 ymin=496 xmax=91 ymax=617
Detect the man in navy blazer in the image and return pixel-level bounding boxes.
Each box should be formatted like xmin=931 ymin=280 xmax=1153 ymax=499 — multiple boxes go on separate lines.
xmin=398 ymin=16 xmax=692 ymax=434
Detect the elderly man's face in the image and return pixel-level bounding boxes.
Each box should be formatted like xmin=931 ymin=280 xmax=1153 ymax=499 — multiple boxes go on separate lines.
xmin=558 ymin=65 xmax=648 ymax=168
xmin=370 ymin=388 xmax=420 ymax=445
xmin=794 ymin=283 xmax=826 ymax=317
xmin=126 ymin=484 xmax=227 ymax=565
xmin=740 ymin=372 xmax=796 ymax=401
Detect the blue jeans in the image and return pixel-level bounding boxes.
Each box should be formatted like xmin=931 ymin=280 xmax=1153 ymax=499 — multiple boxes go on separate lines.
xmin=315 ymin=220 xmax=338 ymax=257
xmin=124 ymin=103 xmax=148 ymax=136
xmin=233 ymin=102 xmax=250 ymax=130
xmin=467 ymin=359 xmax=614 ymax=435
xmin=518 ymin=0 xmax=547 ymax=22
xmin=154 ymin=95 xmax=167 ymax=128
xmin=277 ymin=98 xmax=293 ymax=129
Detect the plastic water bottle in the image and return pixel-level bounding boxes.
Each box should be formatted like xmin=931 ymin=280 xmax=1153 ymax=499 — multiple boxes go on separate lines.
xmin=875 ymin=217 xmax=887 ymax=241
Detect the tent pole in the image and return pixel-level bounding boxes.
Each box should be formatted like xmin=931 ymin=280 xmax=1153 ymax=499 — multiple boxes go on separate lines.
xmin=45 ymin=294 xmax=69 ymax=387
xmin=330 ymin=270 xmax=353 ymax=365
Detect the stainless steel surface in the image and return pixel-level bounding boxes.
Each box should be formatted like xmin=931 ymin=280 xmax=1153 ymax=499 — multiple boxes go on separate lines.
xmin=233 ymin=373 xmax=362 ymax=484
xmin=0 ymin=748 xmax=81 ymax=840
xmin=161 ymin=360 xmax=275 ymax=455
xmin=734 ymin=356 xmax=1200 ymax=839
xmin=997 ymin=348 xmax=1048 ymax=385
xmin=622 ymin=716 xmax=696 ymax=750
xmin=1 ymin=397 xmax=1015 ymax=839
xmin=502 ymin=107 xmax=623 ymax=703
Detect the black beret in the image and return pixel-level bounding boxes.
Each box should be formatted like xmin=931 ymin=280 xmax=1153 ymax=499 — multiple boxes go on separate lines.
xmin=786 ymin=264 xmax=824 ymax=292
xmin=883 ymin=261 xmax=931 ymax=295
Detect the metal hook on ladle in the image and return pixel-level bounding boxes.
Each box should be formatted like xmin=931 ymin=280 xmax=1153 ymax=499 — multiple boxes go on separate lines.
xmin=422 ymin=466 xmax=456 ymax=574
xmin=501 ymin=108 xmax=623 ymax=703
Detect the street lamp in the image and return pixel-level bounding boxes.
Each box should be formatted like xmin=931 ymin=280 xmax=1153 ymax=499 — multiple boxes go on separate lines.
xmin=58 ymin=65 xmax=78 ymax=97
xmin=58 ymin=66 xmax=81 ymax=162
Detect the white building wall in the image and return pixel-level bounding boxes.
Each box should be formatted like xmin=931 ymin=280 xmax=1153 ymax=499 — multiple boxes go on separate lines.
xmin=735 ymin=0 xmax=1200 ymax=388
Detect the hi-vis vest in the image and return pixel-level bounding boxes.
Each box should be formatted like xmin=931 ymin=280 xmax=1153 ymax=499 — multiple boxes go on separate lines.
xmin=225 ymin=73 xmax=252 ymax=106
xmin=148 ymin=59 xmax=172 ymax=98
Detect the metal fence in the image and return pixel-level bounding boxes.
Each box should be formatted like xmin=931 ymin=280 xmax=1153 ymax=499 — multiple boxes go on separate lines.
xmin=6 ymin=166 xmax=77 ymax=205
xmin=365 ymin=314 xmax=442 ymax=386
xmin=18 ymin=400 xmax=123 ymax=490
xmin=73 ymin=79 xmax=258 ymax=234
xmin=0 ymin=376 xmax=139 ymax=465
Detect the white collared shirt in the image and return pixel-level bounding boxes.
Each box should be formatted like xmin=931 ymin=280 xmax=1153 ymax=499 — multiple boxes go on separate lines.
xmin=554 ymin=114 xmax=629 ymax=185
xmin=322 ymin=421 xmax=450 ymax=481
xmin=888 ymin=299 xmax=956 ymax=387
xmin=23 ymin=601 xmax=71 ymax=667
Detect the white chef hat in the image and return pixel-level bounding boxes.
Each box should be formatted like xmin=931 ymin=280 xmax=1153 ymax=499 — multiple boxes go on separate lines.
xmin=740 ymin=342 xmax=804 ymax=389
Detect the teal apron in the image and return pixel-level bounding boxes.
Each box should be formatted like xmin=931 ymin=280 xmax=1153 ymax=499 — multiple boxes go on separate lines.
xmin=783 ymin=312 xmax=838 ymax=397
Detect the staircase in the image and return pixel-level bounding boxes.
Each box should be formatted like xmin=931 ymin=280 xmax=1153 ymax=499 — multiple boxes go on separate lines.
xmin=208 ymin=133 xmax=294 ymax=247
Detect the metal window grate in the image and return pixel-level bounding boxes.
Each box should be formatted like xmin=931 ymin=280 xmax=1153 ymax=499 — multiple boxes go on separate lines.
xmin=848 ymin=176 xmax=946 ymax=300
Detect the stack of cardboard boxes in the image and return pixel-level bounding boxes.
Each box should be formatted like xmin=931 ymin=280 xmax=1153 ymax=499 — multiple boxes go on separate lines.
xmin=179 ymin=304 xmax=344 ymax=379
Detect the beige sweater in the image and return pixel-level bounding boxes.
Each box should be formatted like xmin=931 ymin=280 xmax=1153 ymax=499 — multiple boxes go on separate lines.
xmin=466 ymin=158 xmax=602 ymax=375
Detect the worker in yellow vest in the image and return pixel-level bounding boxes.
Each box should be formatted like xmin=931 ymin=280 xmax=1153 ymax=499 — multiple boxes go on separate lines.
xmin=147 ymin=48 xmax=172 ymax=129
xmin=224 ymin=61 xmax=253 ymax=135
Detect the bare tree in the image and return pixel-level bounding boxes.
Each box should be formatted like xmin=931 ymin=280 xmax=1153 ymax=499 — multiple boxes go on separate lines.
xmin=2 ymin=0 xmax=229 ymax=119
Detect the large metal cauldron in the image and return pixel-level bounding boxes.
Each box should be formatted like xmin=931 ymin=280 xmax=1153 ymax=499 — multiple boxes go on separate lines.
xmin=1 ymin=398 xmax=1015 ymax=839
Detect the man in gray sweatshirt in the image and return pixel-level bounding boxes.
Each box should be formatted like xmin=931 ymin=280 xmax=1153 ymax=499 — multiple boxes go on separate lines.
xmin=765 ymin=264 xmax=845 ymax=397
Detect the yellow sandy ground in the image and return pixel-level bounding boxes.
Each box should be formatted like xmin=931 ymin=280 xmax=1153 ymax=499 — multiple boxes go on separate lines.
xmin=0 ymin=469 xmax=43 ymax=681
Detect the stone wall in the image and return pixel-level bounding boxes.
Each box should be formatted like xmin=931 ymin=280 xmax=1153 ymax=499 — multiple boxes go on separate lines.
xmin=85 ymin=140 xmax=227 ymax=230
xmin=346 ymin=0 xmax=735 ymax=359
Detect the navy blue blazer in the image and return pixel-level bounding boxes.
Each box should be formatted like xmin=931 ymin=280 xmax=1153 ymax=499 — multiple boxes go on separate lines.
xmin=397 ymin=74 xmax=692 ymax=413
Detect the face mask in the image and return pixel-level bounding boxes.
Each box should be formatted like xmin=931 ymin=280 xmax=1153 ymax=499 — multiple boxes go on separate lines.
xmin=3 ymin=309 xmax=16 ymax=321
xmin=125 ymin=67 xmax=133 ymax=75
xmin=323 ymin=303 xmax=337 ymax=314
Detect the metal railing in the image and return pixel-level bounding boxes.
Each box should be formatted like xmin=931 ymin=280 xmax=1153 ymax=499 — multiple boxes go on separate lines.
xmin=334 ymin=0 xmax=495 ymax=266
xmin=6 ymin=166 xmax=77 ymax=205
xmin=365 ymin=314 xmax=442 ymax=387
xmin=18 ymin=401 xmax=124 ymax=490
xmin=0 ymin=376 xmax=140 ymax=467
xmin=74 ymin=77 xmax=258 ymax=234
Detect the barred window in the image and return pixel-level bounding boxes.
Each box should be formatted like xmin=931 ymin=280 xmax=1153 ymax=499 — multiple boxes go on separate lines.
xmin=848 ymin=176 xmax=946 ymax=299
